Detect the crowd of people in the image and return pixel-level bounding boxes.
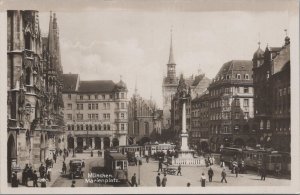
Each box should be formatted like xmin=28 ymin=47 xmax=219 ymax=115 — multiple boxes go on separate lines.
xmin=11 ymin=148 xmax=70 ymax=187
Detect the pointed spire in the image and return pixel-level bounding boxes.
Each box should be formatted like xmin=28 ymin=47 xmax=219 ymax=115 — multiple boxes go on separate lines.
xmin=48 ymin=11 xmax=55 ymax=55
xmin=134 ymin=76 xmax=138 ymax=95
xmin=168 ymin=27 xmax=176 ymax=65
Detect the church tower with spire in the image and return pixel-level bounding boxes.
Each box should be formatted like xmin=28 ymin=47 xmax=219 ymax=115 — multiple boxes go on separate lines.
xmin=162 ymin=29 xmax=179 ymax=129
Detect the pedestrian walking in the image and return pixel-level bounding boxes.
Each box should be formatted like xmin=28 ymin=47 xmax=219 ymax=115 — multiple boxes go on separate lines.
xmin=157 ymin=161 xmax=163 ymax=172
xmin=39 ymin=164 xmax=45 ymax=178
xmin=47 ymin=167 xmax=52 ymax=182
xmin=91 ymin=150 xmax=93 ymax=157
xmin=235 ymin=166 xmax=239 ymax=177
xmin=53 ymin=154 xmax=57 ymax=163
xmin=22 ymin=164 xmax=29 ymax=186
xmin=220 ymin=160 xmax=225 ymax=168
xmin=71 ymin=180 xmax=76 ymax=187
xmin=156 ymin=173 xmax=161 ymax=187
xmin=177 ymin=164 xmax=182 ymax=176
xmin=135 ymin=157 xmax=138 ymax=166
xmin=208 ymin=167 xmax=214 ymax=182
xmin=32 ymin=170 xmax=38 ymax=187
xmin=200 ymin=173 xmax=206 ymax=187
xmin=11 ymin=172 xmax=19 ymax=187
xmin=187 ymin=182 xmax=191 ymax=187
xmin=131 ymin=173 xmax=138 ymax=187
xmin=82 ymin=161 xmax=85 ymax=168
xmin=260 ymin=167 xmax=266 ymax=181
xmin=221 ymin=169 xmax=227 ymax=183
xmin=62 ymin=161 xmax=67 ymax=175
xmin=161 ymin=174 xmax=167 ymax=187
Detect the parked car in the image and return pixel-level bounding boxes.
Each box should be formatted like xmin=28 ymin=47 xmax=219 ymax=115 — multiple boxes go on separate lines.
xmin=69 ymin=159 xmax=84 ymax=179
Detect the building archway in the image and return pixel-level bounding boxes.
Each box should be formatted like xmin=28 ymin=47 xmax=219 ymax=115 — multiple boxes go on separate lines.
xmin=112 ymin=138 xmax=119 ymax=147
xmin=139 ymin=136 xmax=151 ymax=146
xmin=103 ymin=137 xmax=110 ymax=149
xmin=68 ymin=137 xmax=74 ymax=149
xmin=7 ymin=134 xmax=16 ymax=182
xmin=246 ymin=138 xmax=256 ymax=148
xmin=77 ymin=137 xmax=83 ymax=148
xmin=95 ymin=137 xmax=101 ymax=149
xmin=234 ymin=138 xmax=245 ymax=147
xmin=200 ymin=141 xmax=209 ymax=153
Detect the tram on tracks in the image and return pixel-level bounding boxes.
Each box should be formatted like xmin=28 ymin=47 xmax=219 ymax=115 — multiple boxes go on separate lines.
xmin=104 ymin=150 xmax=128 ymax=183
xmin=220 ymin=147 xmax=291 ymax=174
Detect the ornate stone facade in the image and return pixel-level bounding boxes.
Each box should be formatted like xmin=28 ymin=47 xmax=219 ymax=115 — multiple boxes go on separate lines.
xmin=7 ymin=11 xmax=64 ymax=181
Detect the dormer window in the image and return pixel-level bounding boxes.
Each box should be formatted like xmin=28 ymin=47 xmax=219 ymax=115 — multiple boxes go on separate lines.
xmin=244 ymin=74 xmax=249 ymax=79
xmin=236 ymin=74 xmax=241 ymax=79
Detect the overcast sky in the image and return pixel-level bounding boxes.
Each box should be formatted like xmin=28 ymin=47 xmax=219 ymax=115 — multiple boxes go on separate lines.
xmin=39 ymin=10 xmax=289 ymax=108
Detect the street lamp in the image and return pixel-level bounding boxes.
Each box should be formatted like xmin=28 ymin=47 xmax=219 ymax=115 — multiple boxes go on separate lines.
xmin=138 ymin=156 xmax=140 ymax=185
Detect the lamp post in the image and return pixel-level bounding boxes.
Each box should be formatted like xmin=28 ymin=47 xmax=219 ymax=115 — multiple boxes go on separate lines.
xmin=138 ymin=156 xmax=141 ymax=185
xmin=72 ymin=120 xmax=76 ymax=157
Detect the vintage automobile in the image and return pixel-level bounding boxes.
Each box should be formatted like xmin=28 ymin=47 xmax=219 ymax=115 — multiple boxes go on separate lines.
xmin=69 ymin=159 xmax=84 ymax=179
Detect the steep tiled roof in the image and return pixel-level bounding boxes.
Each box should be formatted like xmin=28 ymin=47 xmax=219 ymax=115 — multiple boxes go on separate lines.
xmin=62 ymin=74 xmax=79 ymax=92
xmin=192 ymin=74 xmax=205 ymax=86
xmin=78 ymin=80 xmax=116 ymax=93
xmin=215 ymin=60 xmax=253 ymax=79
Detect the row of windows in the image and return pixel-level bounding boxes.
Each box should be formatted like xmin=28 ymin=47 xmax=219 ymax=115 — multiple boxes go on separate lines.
xmin=210 ymin=98 xmax=249 ymax=108
xmin=212 ymin=73 xmax=251 ymax=82
xmin=67 ymin=124 xmax=111 ymax=131
xmin=278 ymin=87 xmax=290 ymax=97
xmin=210 ymin=87 xmax=250 ymax=97
xmin=67 ymin=113 xmax=112 ymax=120
xmin=191 ymin=111 xmax=209 ymax=118
xmin=67 ymin=93 xmax=127 ymax=100
xmin=66 ymin=102 xmax=127 ymax=110
xmin=260 ymin=120 xmax=290 ymax=132
xmin=210 ymin=112 xmax=249 ymax=120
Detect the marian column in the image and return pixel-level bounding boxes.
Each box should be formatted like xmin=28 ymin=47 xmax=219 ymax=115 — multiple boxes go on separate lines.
xmin=180 ymin=99 xmax=189 ymax=151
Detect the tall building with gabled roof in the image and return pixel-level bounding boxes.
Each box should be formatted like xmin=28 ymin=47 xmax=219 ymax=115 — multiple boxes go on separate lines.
xmin=62 ymin=73 xmax=129 ymax=150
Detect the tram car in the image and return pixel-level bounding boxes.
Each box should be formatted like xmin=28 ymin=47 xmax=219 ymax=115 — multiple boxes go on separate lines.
xmin=144 ymin=143 xmax=176 ymax=156
xmin=220 ymin=147 xmax=291 ymax=174
xmin=104 ymin=150 xmax=128 ymax=183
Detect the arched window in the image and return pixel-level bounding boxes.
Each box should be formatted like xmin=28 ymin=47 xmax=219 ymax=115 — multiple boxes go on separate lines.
xmin=266 ymin=120 xmax=270 ymax=130
xmin=90 ymin=125 xmax=93 ymax=131
xmin=71 ymin=125 xmax=74 ymax=131
xmin=103 ymin=124 xmax=107 ymax=130
xmin=236 ymin=74 xmax=241 ymax=79
xmin=107 ymin=124 xmax=110 ymax=130
xmin=98 ymin=124 xmax=101 ymax=130
xmin=26 ymin=67 xmax=31 ymax=85
xmin=86 ymin=124 xmax=89 ymax=131
xmin=25 ymin=33 xmax=31 ymax=50
xmin=260 ymin=120 xmax=264 ymax=130
xmin=95 ymin=124 xmax=98 ymax=130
